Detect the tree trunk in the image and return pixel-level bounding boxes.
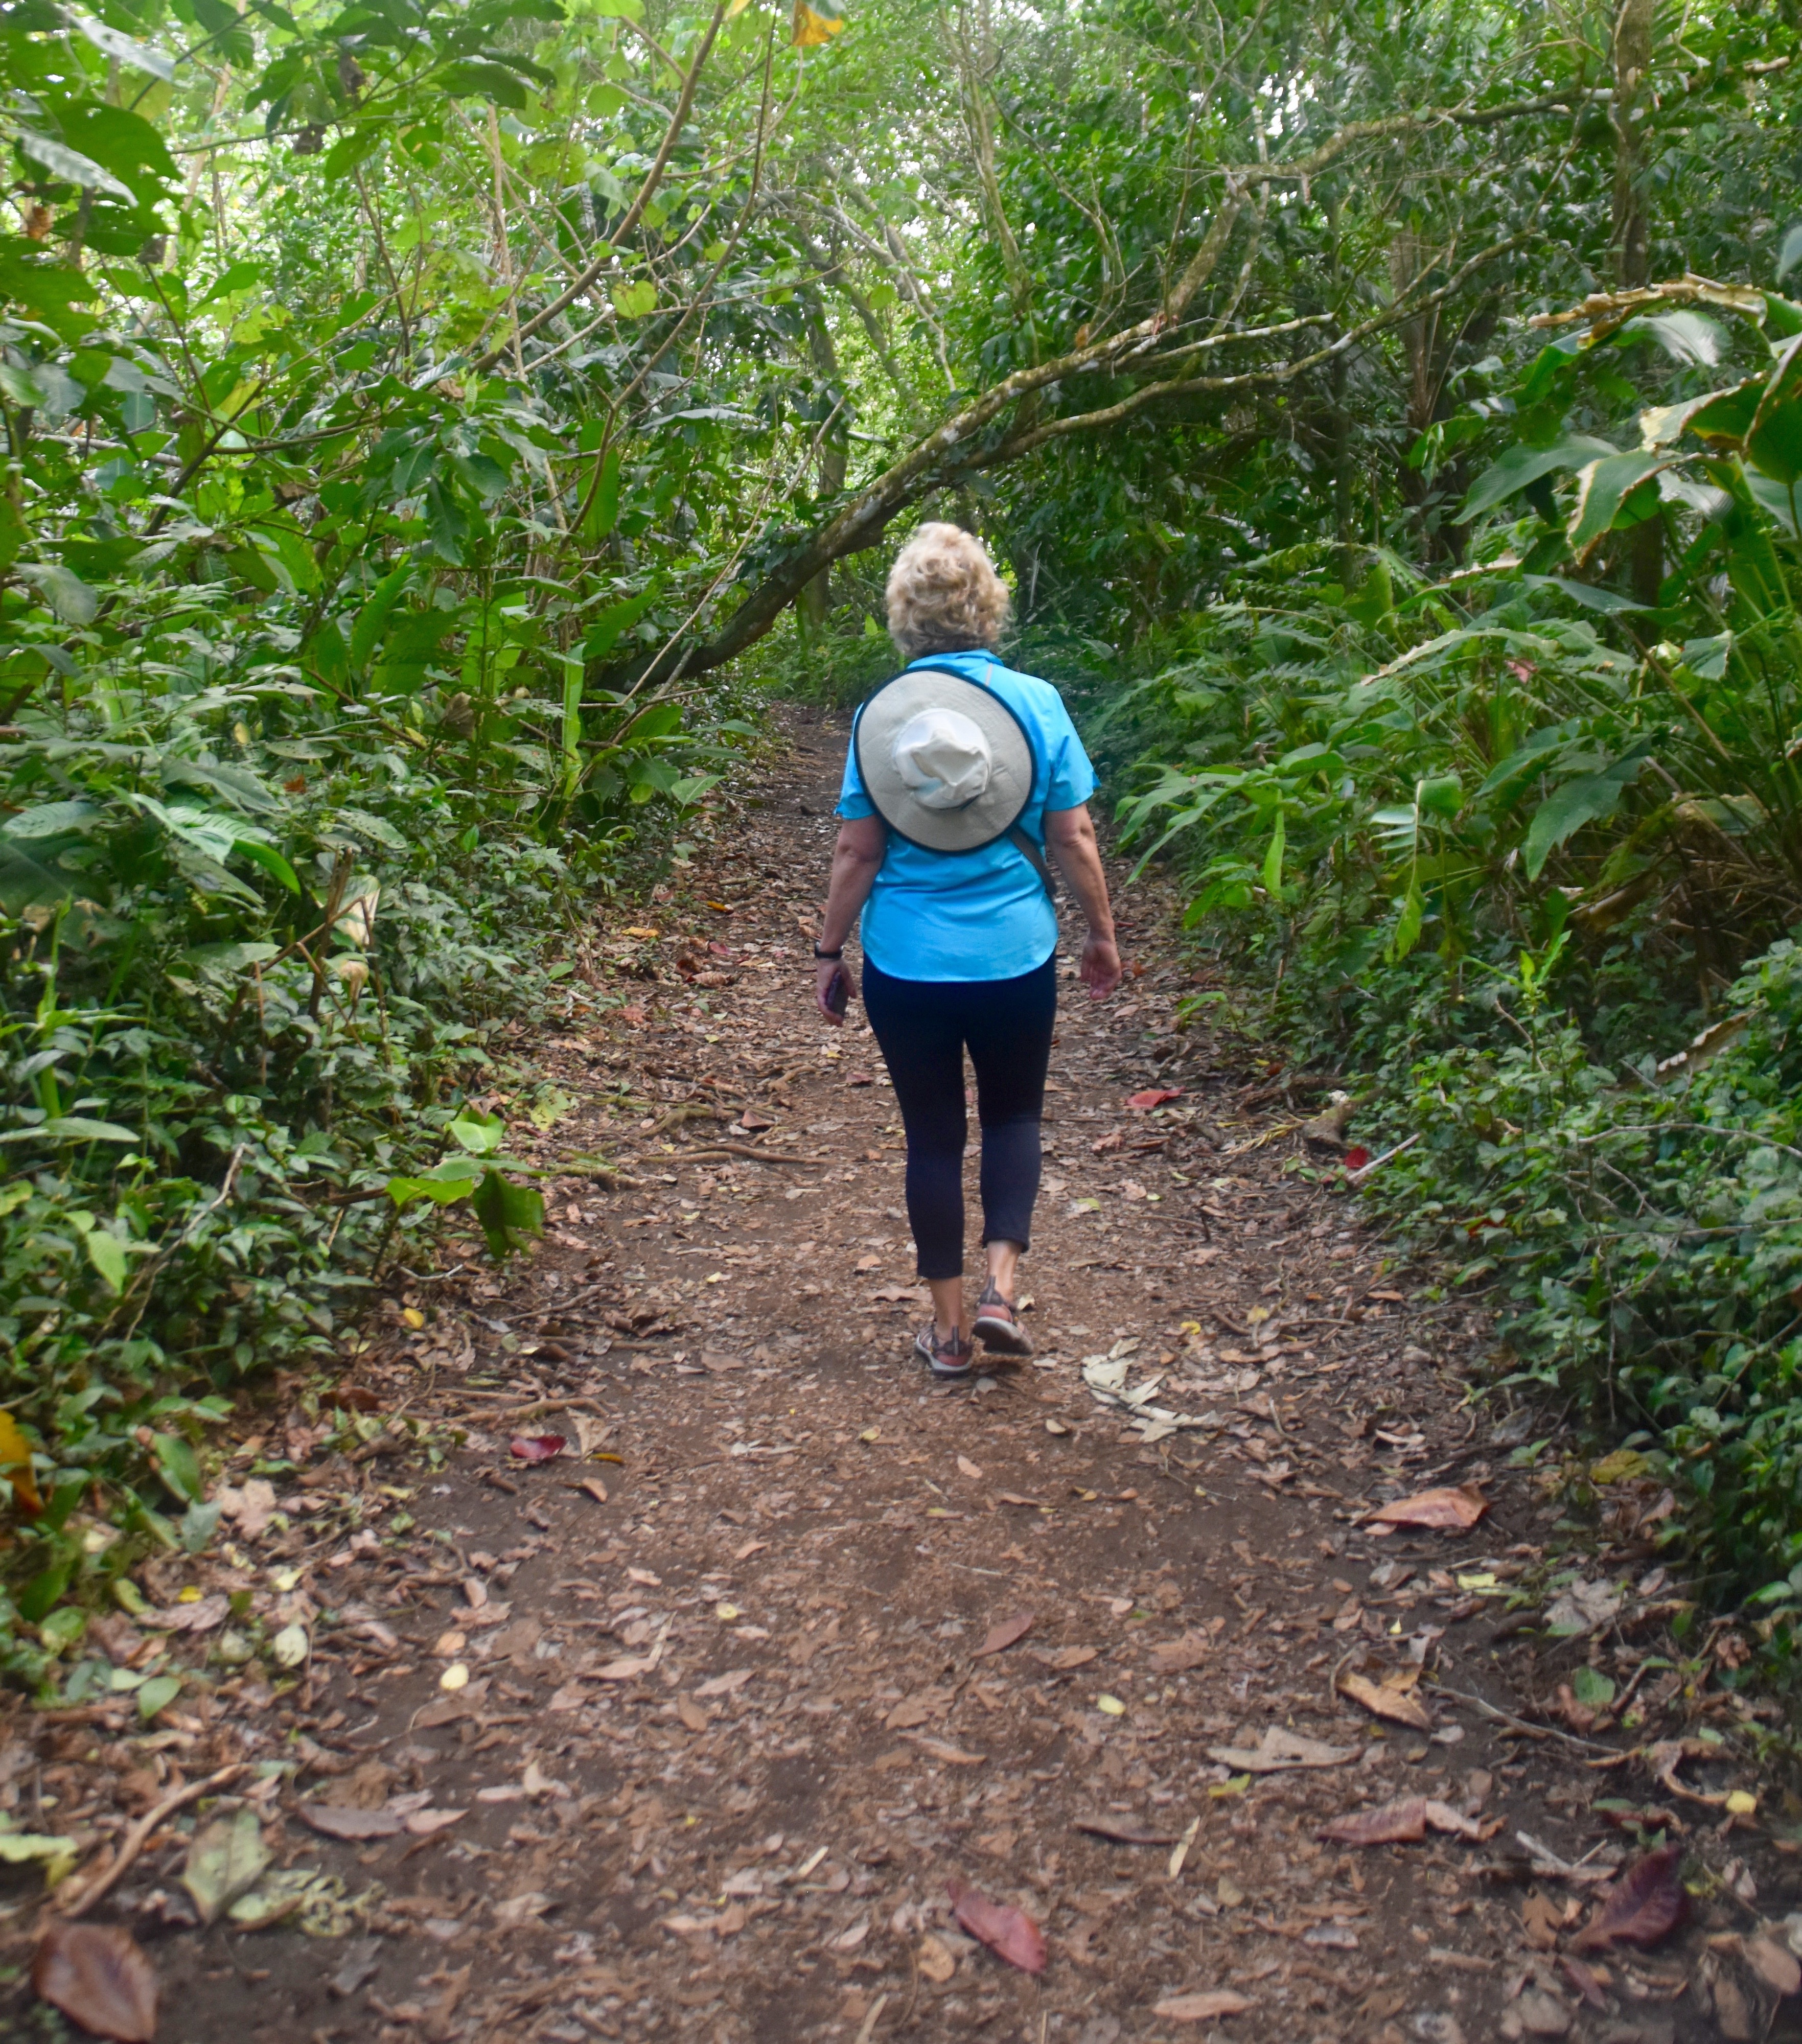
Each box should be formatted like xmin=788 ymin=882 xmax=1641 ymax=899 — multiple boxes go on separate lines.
xmin=798 ymin=286 xmax=849 ymax=634
xmin=1614 ymin=0 xmax=1662 ymax=607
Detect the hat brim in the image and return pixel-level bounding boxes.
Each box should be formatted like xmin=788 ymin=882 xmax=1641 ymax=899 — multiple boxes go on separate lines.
xmin=856 ymin=669 xmax=1035 ymax=851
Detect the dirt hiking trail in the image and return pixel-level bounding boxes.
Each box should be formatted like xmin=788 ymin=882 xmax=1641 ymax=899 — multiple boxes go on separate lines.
xmin=7 ymin=708 xmax=1797 ymax=2044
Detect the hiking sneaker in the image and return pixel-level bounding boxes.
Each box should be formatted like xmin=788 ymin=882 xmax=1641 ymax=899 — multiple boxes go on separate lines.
xmin=914 ymin=1323 xmax=975 ymax=1380
xmin=972 ymin=1282 xmax=1033 ymax=1357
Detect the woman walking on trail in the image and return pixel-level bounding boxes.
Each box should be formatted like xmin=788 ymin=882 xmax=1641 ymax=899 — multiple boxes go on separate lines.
xmin=812 ymin=523 xmax=1123 ymax=1381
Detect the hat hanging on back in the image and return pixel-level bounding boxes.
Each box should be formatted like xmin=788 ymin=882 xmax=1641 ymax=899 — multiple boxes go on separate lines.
xmin=855 ymin=667 xmax=1035 ymax=852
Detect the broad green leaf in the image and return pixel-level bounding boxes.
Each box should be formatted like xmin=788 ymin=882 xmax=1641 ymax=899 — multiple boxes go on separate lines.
xmin=150 ymin=1431 xmax=203 ymax=1505
xmin=471 ymin=1167 xmax=544 ymax=1259
xmin=82 ymin=1228 xmax=128 ymax=1294
xmin=449 ymin=1108 xmax=506 ymax=1155
xmin=611 ymin=280 xmax=658 ymax=319
xmin=183 ymin=1809 xmax=270 ymax=1925
xmin=15 ymin=132 xmax=135 ymax=204
xmin=436 ymin=58 xmax=530 ymax=108
xmin=1389 ymin=883 xmax=1424 ymax=961
xmin=1566 ymin=452 xmax=1670 ymax=560
xmin=1260 ymin=812 xmax=1284 ymax=895
xmin=0 ymin=1831 xmax=77 ymax=1867
xmin=1780 ymin=225 xmax=1802 ymax=284
xmin=386 ymin=1173 xmax=475 ymax=1207
xmin=0 ymin=1117 xmax=138 ymax=1145
xmin=1569 ymin=1666 xmax=1616 ymax=1709
xmin=583 ymin=584 xmax=659 ymax=660
xmin=1457 ymin=435 xmax=1618 ymax=524
xmin=71 ymin=14 xmax=176 ymax=80
xmin=1524 ymin=766 xmax=1642 ymax=878
xmin=350 ymin=564 xmax=413 ymax=674
xmin=1 ymin=801 xmax=100 ymax=840
xmin=1620 ymin=310 xmax=1726 ymax=367
xmin=232 ymin=839 xmax=301 ymax=893
xmin=16 ymin=563 xmax=98 ymax=624
xmin=136 ymin=1673 xmax=181 ymax=1721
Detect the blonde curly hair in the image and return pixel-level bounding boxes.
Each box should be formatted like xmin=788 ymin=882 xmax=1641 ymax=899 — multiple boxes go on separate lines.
xmin=885 ymin=523 xmax=1012 ymax=660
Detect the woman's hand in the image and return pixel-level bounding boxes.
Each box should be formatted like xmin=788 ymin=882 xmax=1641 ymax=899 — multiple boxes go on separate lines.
xmin=1080 ymin=932 xmax=1123 ymax=999
xmin=816 ymin=956 xmax=860 ymax=1025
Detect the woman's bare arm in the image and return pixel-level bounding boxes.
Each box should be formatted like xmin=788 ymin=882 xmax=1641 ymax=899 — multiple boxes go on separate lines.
xmin=1045 ymin=803 xmax=1122 ymax=997
xmin=814 ymin=815 xmax=886 ymax=1023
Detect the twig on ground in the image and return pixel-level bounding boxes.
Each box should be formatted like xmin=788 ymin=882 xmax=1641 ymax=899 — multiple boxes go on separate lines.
xmin=1427 ymin=1679 xmax=1622 ymax=1755
xmin=680 ymin=1143 xmax=817 ymax=1166
xmin=52 ymin=1762 xmax=249 ymax=1919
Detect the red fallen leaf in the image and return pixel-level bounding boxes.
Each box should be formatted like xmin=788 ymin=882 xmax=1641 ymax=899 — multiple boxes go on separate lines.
xmin=328 ymin=1384 xmax=382 ymax=1413
xmin=619 ymin=1004 xmax=647 ymax=1027
xmin=34 ymin=1922 xmax=159 ymax=2042
xmin=1367 ymin=1483 xmax=1488 ymax=1531
xmin=972 ymin=1611 xmax=1035 ymax=1658
xmin=1318 ymin=1796 xmax=1429 ymax=1845
xmin=1570 ymin=1842 xmax=1687 ymax=1953
xmin=946 ymin=1878 xmax=1046 ymax=1975
xmin=1126 ymin=1087 xmax=1183 ymax=1111
xmin=296 ymin=1803 xmax=403 ymax=1840
xmin=509 ymin=1434 xmax=567 ymax=1464
xmin=1342 ymin=1146 xmax=1372 ymax=1172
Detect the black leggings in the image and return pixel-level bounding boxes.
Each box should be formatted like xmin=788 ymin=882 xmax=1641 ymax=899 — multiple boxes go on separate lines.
xmin=861 ymin=955 xmax=1058 ymax=1281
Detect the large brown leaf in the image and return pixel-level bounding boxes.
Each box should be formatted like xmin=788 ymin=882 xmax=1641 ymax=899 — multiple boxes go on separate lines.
xmin=946 ymin=1879 xmax=1047 ymax=1975
xmin=972 ymin=1611 xmax=1034 ymax=1658
xmin=296 ymin=1803 xmax=403 ymax=1840
xmin=1570 ymin=1843 xmax=1687 ymax=1953
xmin=1335 ymin=1662 xmax=1434 ymax=1731
xmin=34 ymin=1923 xmax=158 ymax=2042
xmin=1318 ymin=1796 xmax=1429 ymax=1845
xmin=1367 ymin=1484 xmax=1488 ymax=1530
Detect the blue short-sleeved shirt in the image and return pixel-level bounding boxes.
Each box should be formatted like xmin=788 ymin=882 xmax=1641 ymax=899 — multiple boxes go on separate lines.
xmin=837 ymin=650 xmax=1096 ymax=983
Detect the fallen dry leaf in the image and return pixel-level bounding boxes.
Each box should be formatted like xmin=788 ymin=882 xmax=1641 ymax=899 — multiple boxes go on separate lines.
xmin=1570 ymin=1843 xmax=1687 ymax=1954
xmin=296 ymin=1803 xmax=402 ymax=1841
xmin=403 ymin=1808 xmax=465 ymax=1837
xmin=1559 ymin=1955 xmax=1611 ymax=2009
xmin=1032 ymin=1645 xmax=1096 ymax=1671
xmin=509 ymin=1434 xmax=567 ymax=1464
xmin=907 ymin=1734 xmax=986 ymax=1766
xmin=1316 ymin=1796 xmax=1481 ymax=1846
xmin=1318 ymin=1797 xmax=1429 ymax=1846
xmin=972 ymin=1611 xmax=1034 ymax=1658
xmin=1127 ymin=1087 xmax=1183 ymax=1111
xmin=34 ymin=1923 xmax=158 ymax=2043
xmin=1073 ymin=1815 xmax=1178 ymax=1846
xmin=946 ymin=1879 xmax=1046 ymax=1976
xmin=885 ymin=1694 xmax=938 ymax=1730
xmin=573 ymin=1477 xmax=608 ymax=1504
xmin=916 ymin=1934 xmax=957 ymax=1984
xmin=1153 ymin=1989 xmax=1252 ymax=2021
xmin=956 ymin=1454 xmax=983 ymax=1480
xmin=1150 ymin=1634 xmax=1211 ymax=1674
xmin=1336 ymin=1663 xmax=1434 ymax=1732
xmin=1746 ymin=1934 xmax=1801 ymax=1997
xmin=693 ymin=1668 xmax=755 ymax=1699
xmin=1205 ymin=1726 xmax=1359 ymax=1774
xmin=677 ymin=1697 xmax=709 ymax=1733
xmin=1366 ymin=1483 xmax=1488 ymax=1531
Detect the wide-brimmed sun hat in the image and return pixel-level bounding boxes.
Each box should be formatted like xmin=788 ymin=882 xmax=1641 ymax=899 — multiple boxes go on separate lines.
xmin=854 ymin=666 xmax=1035 ymax=852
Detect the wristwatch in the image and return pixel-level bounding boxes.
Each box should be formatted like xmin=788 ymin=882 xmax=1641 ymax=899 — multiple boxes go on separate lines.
xmin=813 ymin=942 xmax=844 ymax=960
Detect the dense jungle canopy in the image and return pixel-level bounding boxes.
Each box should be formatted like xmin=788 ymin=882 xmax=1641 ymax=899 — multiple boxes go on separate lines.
xmin=10 ymin=0 xmax=1802 ymax=1678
